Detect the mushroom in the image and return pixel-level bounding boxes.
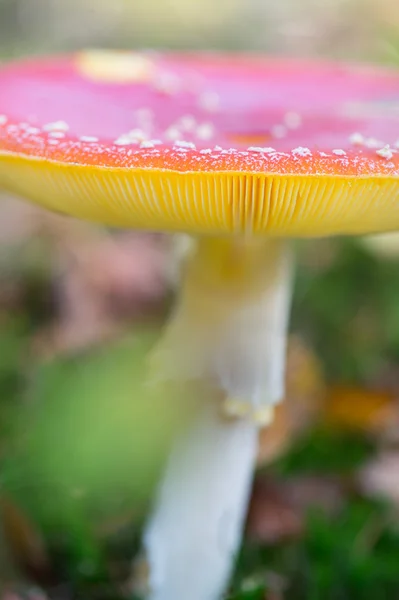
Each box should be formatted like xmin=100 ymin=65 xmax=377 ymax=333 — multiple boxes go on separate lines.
xmin=360 ymin=231 xmax=399 ymax=259
xmin=2 ymin=50 xmax=399 ymax=600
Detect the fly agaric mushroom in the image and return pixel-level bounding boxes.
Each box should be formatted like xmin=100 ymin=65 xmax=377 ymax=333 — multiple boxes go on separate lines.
xmin=2 ymin=50 xmax=399 ymax=600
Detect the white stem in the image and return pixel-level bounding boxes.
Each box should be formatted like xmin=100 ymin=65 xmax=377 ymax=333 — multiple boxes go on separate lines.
xmin=144 ymin=400 xmax=258 ymax=600
xmin=142 ymin=236 xmax=293 ymax=600
xmin=151 ymin=237 xmax=293 ymax=412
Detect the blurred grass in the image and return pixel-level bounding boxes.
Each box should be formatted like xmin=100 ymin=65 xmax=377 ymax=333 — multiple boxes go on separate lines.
xmin=0 ymin=0 xmax=396 ymax=62
xmin=292 ymin=239 xmax=399 ymax=383
xmin=234 ymin=426 xmax=398 ymax=600
xmin=0 ymin=236 xmax=399 ymax=597
xmin=237 ymin=497 xmax=399 ymax=600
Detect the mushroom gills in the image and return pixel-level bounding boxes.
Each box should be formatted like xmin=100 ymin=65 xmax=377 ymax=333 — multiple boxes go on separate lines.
xmin=144 ymin=399 xmax=259 ymax=600
xmin=150 ymin=236 xmax=293 ymax=421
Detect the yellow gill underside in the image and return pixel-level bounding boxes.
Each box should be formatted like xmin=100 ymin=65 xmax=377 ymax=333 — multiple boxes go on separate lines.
xmin=1 ymin=156 xmax=399 ymax=236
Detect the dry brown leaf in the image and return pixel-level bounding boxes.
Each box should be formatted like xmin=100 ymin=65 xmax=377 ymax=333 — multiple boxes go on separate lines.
xmin=0 ymin=589 xmax=48 ymax=600
xmin=131 ymin=554 xmax=151 ymax=598
xmin=33 ymin=232 xmax=173 ymax=358
xmin=246 ymin=478 xmax=304 ymax=545
xmin=257 ymin=336 xmax=325 ymax=466
xmin=323 ymin=386 xmax=398 ymax=435
xmin=0 ymin=197 xmax=174 ymax=357
xmin=246 ymin=475 xmax=345 ymax=545
xmin=0 ymin=495 xmax=52 ymax=586
xmin=0 ymin=198 xmax=41 ymax=247
xmin=256 ymin=404 xmax=293 ymax=467
xmin=282 ymin=475 xmax=345 ymax=516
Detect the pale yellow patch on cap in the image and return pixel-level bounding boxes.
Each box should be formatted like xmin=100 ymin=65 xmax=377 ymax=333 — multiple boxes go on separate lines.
xmin=75 ymin=49 xmax=155 ymax=84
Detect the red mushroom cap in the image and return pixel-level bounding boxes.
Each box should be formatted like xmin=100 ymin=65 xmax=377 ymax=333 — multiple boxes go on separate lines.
xmin=1 ymin=50 xmax=399 ymax=236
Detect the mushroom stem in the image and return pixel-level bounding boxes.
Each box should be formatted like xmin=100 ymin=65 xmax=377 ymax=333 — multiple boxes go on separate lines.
xmin=150 ymin=236 xmax=293 ymax=421
xmin=144 ymin=399 xmax=259 ymax=600
xmin=143 ymin=236 xmax=293 ymax=600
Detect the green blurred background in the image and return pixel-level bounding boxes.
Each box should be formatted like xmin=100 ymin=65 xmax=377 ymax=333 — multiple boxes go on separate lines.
xmin=2 ymin=1 xmax=399 ymax=599
xmin=0 ymin=0 xmax=398 ymax=60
